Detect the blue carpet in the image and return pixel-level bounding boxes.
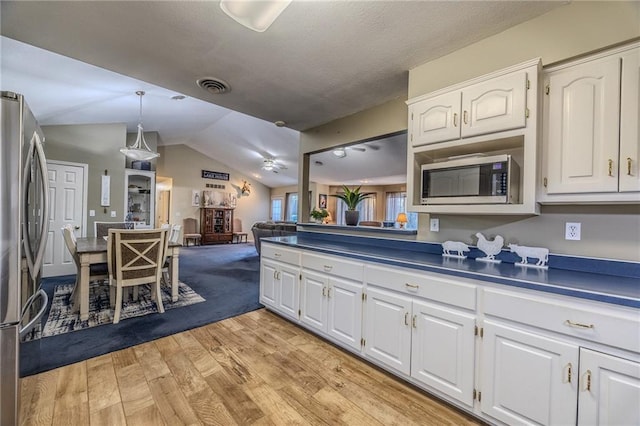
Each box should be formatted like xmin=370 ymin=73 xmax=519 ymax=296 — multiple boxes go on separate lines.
xmin=20 ymin=242 xmax=262 ymax=376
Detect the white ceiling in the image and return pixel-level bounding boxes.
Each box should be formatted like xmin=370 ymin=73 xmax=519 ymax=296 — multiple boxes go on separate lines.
xmin=0 ymin=1 xmax=562 ymax=188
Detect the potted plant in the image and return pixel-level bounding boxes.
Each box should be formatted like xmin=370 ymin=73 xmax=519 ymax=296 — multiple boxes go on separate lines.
xmin=331 ymin=185 xmax=375 ymax=226
xmin=310 ymin=208 xmax=329 ymax=223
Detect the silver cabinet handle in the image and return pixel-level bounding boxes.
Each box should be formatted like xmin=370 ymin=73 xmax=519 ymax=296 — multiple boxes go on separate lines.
xmin=404 ymin=312 xmax=409 ymax=326
xmin=463 ymin=110 xmax=468 ymax=124
xmin=608 ymin=159 xmax=614 ymax=177
xmin=565 ymin=320 xmax=594 ymax=329
xmin=323 ymin=265 xmax=333 ymax=272
xmin=274 ymin=252 xmax=282 ymax=258
xmin=453 ymin=112 xmax=458 ymax=127
xmin=627 ymin=157 xmax=633 ymax=176
xmin=405 ymin=283 xmax=419 ymax=289
xmin=565 ymin=363 xmax=573 ymax=383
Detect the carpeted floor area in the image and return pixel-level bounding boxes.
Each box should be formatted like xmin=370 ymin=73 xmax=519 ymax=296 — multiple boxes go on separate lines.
xmin=20 ymin=242 xmax=262 ymax=377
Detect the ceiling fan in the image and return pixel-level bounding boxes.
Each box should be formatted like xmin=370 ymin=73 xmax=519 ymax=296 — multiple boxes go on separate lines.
xmin=262 ymin=158 xmax=287 ymax=173
xmin=332 ymin=143 xmax=381 ymax=158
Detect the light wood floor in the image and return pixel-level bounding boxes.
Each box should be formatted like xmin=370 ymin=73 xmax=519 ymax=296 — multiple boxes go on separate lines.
xmin=20 ymin=309 xmax=484 ymax=425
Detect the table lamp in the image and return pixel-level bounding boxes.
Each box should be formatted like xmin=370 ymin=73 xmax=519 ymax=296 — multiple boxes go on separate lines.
xmin=396 ymin=212 xmax=408 ymax=229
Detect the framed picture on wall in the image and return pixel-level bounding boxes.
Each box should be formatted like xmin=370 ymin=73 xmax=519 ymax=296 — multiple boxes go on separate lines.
xmin=192 ymin=190 xmax=200 ymax=207
xmin=319 ymin=194 xmax=327 ymax=209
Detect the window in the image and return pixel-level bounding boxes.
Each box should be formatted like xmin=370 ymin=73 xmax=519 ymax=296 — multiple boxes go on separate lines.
xmin=271 ymin=197 xmax=283 ymax=221
xmin=385 ymin=192 xmax=417 ymax=229
xmin=335 ymin=197 xmax=375 ymax=225
xmin=286 ymin=193 xmax=298 ymax=222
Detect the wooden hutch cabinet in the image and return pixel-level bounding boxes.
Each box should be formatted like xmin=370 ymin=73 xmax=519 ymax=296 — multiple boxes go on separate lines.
xmin=200 ymin=208 xmax=234 ymax=244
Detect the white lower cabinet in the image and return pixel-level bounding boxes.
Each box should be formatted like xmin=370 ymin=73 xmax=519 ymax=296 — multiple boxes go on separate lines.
xmin=259 ymin=245 xmax=640 ymax=425
xmin=363 ymin=286 xmax=476 ymax=407
xmin=363 ymin=287 xmax=413 ymax=375
xmin=300 ymin=270 xmax=363 ymax=351
xmin=480 ymin=320 xmax=579 ymax=425
xmin=259 ymin=245 xmax=301 ymax=322
xmin=411 ymin=299 xmax=476 ymax=407
xmin=577 ymin=348 xmax=640 ymax=426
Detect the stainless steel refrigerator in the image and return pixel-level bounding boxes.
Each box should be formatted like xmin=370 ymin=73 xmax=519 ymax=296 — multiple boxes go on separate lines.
xmin=1 ymin=91 xmax=50 ymax=425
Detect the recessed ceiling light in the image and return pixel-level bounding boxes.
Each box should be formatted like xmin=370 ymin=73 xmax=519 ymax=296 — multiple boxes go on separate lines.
xmin=333 ymin=147 xmax=346 ymax=158
xmin=171 ymin=95 xmax=186 ymax=100
xmin=274 ymin=120 xmax=286 ymax=127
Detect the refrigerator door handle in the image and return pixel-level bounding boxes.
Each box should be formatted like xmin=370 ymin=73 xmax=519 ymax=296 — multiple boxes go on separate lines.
xmin=21 ymin=131 xmax=50 ymax=279
xmin=31 ymin=132 xmax=50 ymax=276
xmin=18 ymin=289 xmax=48 ymax=338
xmin=21 ymin=138 xmax=36 ymax=277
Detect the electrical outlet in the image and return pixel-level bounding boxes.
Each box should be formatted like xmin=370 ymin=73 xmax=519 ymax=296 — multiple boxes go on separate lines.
xmin=565 ymin=222 xmax=581 ymax=240
xmin=430 ymin=218 xmax=439 ymax=232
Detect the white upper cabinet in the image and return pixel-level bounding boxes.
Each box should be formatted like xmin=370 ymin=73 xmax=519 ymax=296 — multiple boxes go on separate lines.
xmin=410 ymin=91 xmax=462 ymax=146
xmin=620 ymin=48 xmax=640 ymax=193
xmin=540 ymin=42 xmax=639 ymax=202
xmin=409 ymin=71 xmax=528 ymax=147
xmin=462 ymin=70 xmax=528 ymax=139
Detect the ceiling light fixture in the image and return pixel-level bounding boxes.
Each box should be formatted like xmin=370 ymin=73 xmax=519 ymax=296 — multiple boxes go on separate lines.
xmin=220 ymin=0 xmax=292 ymax=32
xmin=262 ymin=159 xmax=275 ymax=171
xmin=274 ymin=120 xmax=286 ymax=127
xmin=332 ymin=147 xmax=346 ymax=158
xmin=120 ymin=91 xmax=160 ymax=161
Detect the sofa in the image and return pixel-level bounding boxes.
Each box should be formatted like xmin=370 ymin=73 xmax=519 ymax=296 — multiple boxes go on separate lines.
xmin=251 ymin=221 xmax=297 ymax=255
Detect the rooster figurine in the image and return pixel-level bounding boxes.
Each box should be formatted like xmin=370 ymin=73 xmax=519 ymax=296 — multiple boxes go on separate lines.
xmin=475 ymin=232 xmax=504 ymax=263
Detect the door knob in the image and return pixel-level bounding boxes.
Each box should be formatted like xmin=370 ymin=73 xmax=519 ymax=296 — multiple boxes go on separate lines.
xmin=74 ymin=225 xmax=80 ymax=230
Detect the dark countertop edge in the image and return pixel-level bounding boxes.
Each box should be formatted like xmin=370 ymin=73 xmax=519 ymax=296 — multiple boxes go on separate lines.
xmin=263 ymin=237 xmax=640 ymax=309
xmin=298 ymin=223 xmax=418 ymax=235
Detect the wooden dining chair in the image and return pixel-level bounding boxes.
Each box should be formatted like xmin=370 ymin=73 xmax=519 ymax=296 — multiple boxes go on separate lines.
xmin=232 ymin=218 xmax=248 ymax=243
xmin=107 ymin=228 xmax=168 ymax=324
xmin=161 ymin=224 xmax=182 ymax=287
xmin=61 ymin=224 xmax=109 ymax=311
xmin=94 ymin=221 xmax=134 ymax=238
xmin=182 ymin=218 xmax=201 ymax=246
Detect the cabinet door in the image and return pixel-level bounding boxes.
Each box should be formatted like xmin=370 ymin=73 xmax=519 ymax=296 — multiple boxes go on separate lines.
xmin=300 ymin=270 xmax=328 ymax=333
xmin=410 ymin=91 xmax=461 ymax=146
xmin=411 ymin=300 xmax=476 ymax=407
xmin=619 ymin=48 xmax=640 ymax=193
xmin=260 ymin=260 xmax=278 ymax=308
xmin=461 ymin=71 xmax=528 ymax=138
xmin=327 ymin=277 xmax=363 ymax=351
xmin=544 ymin=55 xmax=621 ymax=194
xmin=276 ymin=264 xmax=299 ymax=322
xmin=578 ymin=349 xmax=640 ymax=425
xmin=364 ymin=287 xmax=412 ymax=375
xmin=481 ymin=320 xmax=578 ymax=426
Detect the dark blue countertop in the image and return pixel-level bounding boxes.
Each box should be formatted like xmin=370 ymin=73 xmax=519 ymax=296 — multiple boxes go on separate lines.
xmin=263 ymin=233 xmax=640 ymax=309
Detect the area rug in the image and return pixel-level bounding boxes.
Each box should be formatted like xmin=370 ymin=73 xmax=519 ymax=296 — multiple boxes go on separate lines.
xmin=33 ymin=280 xmax=204 ymax=339
xmin=20 ymin=243 xmax=262 ymax=377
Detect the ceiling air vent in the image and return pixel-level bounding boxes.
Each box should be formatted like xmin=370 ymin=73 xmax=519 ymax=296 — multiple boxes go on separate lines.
xmin=196 ymin=77 xmax=231 ymax=94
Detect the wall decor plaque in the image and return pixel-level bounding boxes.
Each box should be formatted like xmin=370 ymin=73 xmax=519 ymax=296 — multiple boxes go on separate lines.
xmin=202 ymin=170 xmax=229 ymax=181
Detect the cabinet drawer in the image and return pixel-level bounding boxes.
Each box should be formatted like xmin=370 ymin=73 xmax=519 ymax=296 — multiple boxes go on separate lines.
xmin=302 ymin=252 xmax=363 ymax=282
xmin=484 ymin=288 xmax=640 ymax=353
xmin=261 ymin=243 xmax=300 ymax=266
xmin=365 ymin=264 xmax=476 ymax=311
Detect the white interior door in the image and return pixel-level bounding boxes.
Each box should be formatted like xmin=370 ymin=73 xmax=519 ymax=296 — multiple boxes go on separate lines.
xmin=42 ymin=161 xmax=87 ymax=277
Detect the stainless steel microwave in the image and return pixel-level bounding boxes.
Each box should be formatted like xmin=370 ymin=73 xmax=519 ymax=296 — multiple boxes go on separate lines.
xmin=421 ymin=154 xmax=520 ymax=204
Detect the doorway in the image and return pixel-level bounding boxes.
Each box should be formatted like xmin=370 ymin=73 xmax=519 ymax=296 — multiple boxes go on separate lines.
xmin=42 ymin=160 xmax=88 ymax=277
xmin=156 ymin=176 xmax=172 ymax=226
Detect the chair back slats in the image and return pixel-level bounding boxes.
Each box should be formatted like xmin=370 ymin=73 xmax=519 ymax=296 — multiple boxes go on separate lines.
xmin=107 ymin=228 xmax=168 ymax=286
xmin=61 ymin=224 xmax=80 ymax=268
xmin=95 ymin=221 xmax=134 ymax=238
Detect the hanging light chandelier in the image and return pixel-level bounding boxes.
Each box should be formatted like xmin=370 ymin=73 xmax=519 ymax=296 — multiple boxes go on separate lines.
xmin=120 ymin=91 xmax=160 ymax=161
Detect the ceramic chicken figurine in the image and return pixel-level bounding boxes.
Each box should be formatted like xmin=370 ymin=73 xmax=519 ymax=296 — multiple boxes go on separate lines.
xmin=475 ymin=233 xmax=504 ymax=263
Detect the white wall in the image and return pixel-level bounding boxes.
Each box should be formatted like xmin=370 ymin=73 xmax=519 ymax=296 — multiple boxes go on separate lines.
xmin=157 ymin=144 xmax=270 ymax=239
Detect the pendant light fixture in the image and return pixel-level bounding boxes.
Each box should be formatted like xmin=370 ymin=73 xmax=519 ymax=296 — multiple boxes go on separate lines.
xmin=120 ymin=91 xmax=160 ymax=161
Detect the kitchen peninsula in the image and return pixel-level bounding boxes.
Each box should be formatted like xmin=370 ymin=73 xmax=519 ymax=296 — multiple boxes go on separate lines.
xmin=259 ymin=230 xmax=640 ymax=425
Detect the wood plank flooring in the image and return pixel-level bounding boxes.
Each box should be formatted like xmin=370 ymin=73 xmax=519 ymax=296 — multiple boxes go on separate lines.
xmin=19 ymin=309 xmax=484 ymax=425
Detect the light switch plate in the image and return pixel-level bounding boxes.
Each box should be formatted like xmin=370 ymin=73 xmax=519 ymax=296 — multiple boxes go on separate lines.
xmin=89 ymin=209 xmax=95 ymax=217
xmin=110 ymin=211 xmax=117 ymax=218
xmin=430 ymin=218 xmax=439 ymax=232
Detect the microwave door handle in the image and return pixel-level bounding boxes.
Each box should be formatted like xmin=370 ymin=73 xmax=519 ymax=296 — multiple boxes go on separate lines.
xmin=18 ymin=289 xmax=48 ymax=338
xmin=21 ymin=139 xmax=36 ymax=277
xmin=31 ymin=133 xmax=50 ymax=277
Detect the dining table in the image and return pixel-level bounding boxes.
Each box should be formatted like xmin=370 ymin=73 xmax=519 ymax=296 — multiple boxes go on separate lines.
xmin=75 ymin=237 xmax=181 ymax=321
